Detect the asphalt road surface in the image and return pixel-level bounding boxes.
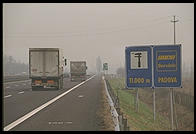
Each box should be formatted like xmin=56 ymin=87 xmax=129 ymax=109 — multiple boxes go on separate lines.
xmin=3 ymin=74 xmax=106 ymax=131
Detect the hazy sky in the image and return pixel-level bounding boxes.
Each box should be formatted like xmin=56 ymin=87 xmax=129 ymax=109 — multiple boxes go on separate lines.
xmin=3 ymin=3 xmax=194 ymax=74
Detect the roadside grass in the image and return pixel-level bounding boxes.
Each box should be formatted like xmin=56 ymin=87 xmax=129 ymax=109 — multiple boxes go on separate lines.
xmin=108 ymin=77 xmax=171 ymax=131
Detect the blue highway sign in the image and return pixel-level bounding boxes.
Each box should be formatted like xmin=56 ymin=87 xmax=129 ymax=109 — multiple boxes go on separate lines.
xmin=153 ymin=45 xmax=181 ymax=87
xmin=125 ymin=46 xmax=152 ymax=88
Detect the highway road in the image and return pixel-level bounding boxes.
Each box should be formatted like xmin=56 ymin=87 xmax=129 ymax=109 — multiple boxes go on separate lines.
xmin=3 ymin=74 xmax=110 ymax=131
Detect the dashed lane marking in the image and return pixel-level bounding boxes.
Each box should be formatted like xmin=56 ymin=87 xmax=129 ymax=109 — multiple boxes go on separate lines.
xmin=78 ymin=95 xmax=84 ymax=98
xmin=4 ymin=95 xmax=12 ymax=98
xmin=18 ymin=91 xmax=24 ymax=94
xmin=65 ymin=121 xmax=73 ymax=124
xmin=4 ymin=75 xmax=96 ymax=131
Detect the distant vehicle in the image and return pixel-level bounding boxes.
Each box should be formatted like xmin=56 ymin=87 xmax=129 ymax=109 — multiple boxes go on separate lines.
xmin=29 ymin=48 xmax=66 ymax=90
xmin=70 ymin=61 xmax=87 ymax=81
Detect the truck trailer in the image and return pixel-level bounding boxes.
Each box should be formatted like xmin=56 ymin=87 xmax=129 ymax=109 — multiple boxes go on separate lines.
xmin=29 ymin=48 xmax=66 ymax=90
xmin=70 ymin=61 xmax=87 ymax=82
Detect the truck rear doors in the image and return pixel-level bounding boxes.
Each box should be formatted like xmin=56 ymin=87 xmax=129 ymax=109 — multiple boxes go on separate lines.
xmin=30 ymin=50 xmax=59 ymax=77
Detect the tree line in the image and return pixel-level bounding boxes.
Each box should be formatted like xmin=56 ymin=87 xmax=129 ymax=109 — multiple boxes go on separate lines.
xmin=3 ymin=55 xmax=28 ymax=76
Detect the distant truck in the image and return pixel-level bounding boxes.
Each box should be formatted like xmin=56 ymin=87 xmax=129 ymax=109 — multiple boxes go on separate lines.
xmin=70 ymin=61 xmax=87 ymax=81
xmin=29 ymin=48 xmax=66 ymax=90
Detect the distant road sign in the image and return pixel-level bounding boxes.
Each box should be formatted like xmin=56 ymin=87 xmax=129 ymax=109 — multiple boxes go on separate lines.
xmin=153 ymin=45 xmax=181 ymax=87
xmin=103 ymin=63 xmax=108 ymax=70
xmin=125 ymin=46 xmax=152 ymax=88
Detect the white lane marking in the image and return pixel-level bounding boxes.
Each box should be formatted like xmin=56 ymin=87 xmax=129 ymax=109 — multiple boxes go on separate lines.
xmin=4 ymin=75 xmax=96 ymax=131
xmin=4 ymin=80 xmax=31 ymax=85
xmin=78 ymin=95 xmax=84 ymax=98
xmin=18 ymin=91 xmax=24 ymax=94
xmin=65 ymin=121 xmax=72 ymax=124
xmin=15 ymin=85 xmax=19 ymax=87
xmin=4 ymin=95 xmax=12 ymax=98
xmin=23 ymin=84 xmax=26 ymax=86
xmin=6 ymin=86 xmax=10 ymax=89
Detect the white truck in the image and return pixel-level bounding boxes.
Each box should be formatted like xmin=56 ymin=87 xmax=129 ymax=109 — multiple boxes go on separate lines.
xmin=29 ymin=48 xmax=66 ymax=90
xmin=70 ymin=61 xmax=87 ymax=81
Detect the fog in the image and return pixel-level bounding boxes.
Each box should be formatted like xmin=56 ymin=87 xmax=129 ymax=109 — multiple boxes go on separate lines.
xmin=3 ymin=3 xmax=194 ymax=74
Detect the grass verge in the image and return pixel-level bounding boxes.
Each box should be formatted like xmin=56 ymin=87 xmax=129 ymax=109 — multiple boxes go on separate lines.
xmin=108 ymin=77 xmax=171 ymax=131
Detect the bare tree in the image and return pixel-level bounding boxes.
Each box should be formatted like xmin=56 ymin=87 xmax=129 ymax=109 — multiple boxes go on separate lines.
xmin=3 ymin=54 xmax=28 ymax=76
xmin=116 ymin=67 xmax=125 ymax=77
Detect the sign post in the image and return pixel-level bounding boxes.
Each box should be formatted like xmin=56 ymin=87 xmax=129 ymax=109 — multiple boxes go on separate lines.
xmin=125 ymin=46 xmax=153 ymax=112
xmin=153 ymin=87 xmax=156 ymax=121
xmin=153 ymin=44 xmax=181 ymax=130
xmin=125 ymin=44 xmax=181 ymax=125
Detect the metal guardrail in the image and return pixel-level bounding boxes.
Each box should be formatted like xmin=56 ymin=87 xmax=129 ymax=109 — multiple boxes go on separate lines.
xmin=103 ymin=76 xmax=120 ymax=131
xmin=3 ymin=75 xmax=30 ymax=83
xmin=103 ymin=75 xmax=130 ymax=131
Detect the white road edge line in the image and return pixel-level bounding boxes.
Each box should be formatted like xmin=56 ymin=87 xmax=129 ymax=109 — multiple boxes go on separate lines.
xmin=4 ymin=95 xmax=12 ymax=98
xmin=4 ymin=75 xmax=96 ymax=131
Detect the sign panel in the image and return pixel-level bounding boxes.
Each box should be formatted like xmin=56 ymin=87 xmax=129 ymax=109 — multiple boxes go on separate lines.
xmin=125 ymin=46 xmax=152 ymax=88
xmin=103 ymin=63 xmax=108 ymax=70
xmin=153 ymin=45 xmax=181 ymax=87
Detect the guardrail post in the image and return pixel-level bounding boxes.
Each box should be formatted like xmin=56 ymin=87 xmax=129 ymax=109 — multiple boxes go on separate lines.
xmin=116 ymin=96 xmax=119 ymax=108
xmin=118 ymin=113 xmax=123 ymax=131
xmin=116 ymin=107 xmax=120 ymax=114
xmin=123 ymin=118 xmax=127 ymax=131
